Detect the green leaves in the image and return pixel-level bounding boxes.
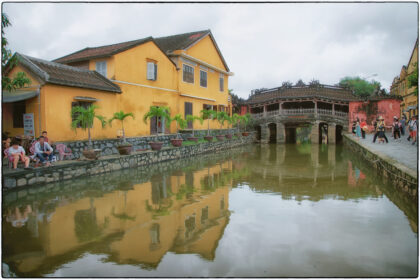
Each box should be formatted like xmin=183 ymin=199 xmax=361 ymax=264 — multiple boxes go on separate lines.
xmin=108 ymin=110 xmax=134 ymax=126
xmin=200 ymin=109 xmax=216 ymax=120
xmin=172 ymin=114 xmax=187 ymax=130
xmin=186 ymin=114 xmax=203 ymax=125
xmin=143 ymin=106 xmax=171 ymax=133
xmin=71 ymin=104 xmax=107 ymax=131
xmin=407 ymin=63 xmax=418 ymax=96
xmin=338 ymin=76 xmax=381 ymax=98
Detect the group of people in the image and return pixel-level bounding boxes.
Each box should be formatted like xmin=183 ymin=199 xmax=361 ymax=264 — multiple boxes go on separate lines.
xmin=2 ymin=131 xmax=55 ymax=170
xmin=352 ymin=114 xmax=417 ymax=145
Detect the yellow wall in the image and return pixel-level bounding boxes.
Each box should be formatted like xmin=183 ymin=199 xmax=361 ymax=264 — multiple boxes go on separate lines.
xmin=2 ymin=65 xmax=43 ymax=138
xmin=89 ymin=57 xmax=115 ymax=80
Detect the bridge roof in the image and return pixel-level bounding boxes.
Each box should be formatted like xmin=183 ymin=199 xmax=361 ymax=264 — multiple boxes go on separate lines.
xmin=247 ymin=85 xmax=359 ymax=104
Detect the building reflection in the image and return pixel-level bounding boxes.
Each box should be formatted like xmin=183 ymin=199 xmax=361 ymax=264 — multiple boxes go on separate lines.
xmin=2 ymin=160 xmax=236 ymax=276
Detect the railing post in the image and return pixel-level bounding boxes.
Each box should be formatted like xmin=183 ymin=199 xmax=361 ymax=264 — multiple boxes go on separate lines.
xmin=263 ymin=105 xmax=267 ymax=117
xmin=332 ymin=103 xmax=335 ymax=116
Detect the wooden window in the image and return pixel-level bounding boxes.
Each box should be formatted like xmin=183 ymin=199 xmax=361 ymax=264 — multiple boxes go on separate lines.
xmin=184 ymin=102 xmax=193 ymax=129
xmin=183 ymin=64 xmax=194 ymax=83
xmin=95 ymin=61 xmax=107 ymax=77
xmin=147 ymin=62 xmax=157 ymax=81
xmin=71 ymin=101 xmax=92 ymax=128
xmin=200 ymin=70 xmax=207 ymax=87
xmin=12 ymin=101 xmax=26 ymax=128
xmin=219 ymin=74 xmax=224 ymax=92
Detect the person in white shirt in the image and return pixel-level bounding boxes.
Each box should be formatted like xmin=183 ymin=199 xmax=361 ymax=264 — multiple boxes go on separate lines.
xmin=7 ymin=141 xmax=30 ymax=169
xmin=34 ymin=136 xmax=54 ymax=166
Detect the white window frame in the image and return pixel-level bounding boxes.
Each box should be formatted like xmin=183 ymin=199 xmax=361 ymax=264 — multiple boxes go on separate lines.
xmin=147 ymin=61 xmax=157 ymax=81
xmin=199 ymin=70 xmax=207 ymax=88
xmin=95 ymin=61 xmax=107 ymax=77
xmin=219 ymin=73 xmax=224 ymax=92
xmin=183 ymin=64 xmax=195 ymax=84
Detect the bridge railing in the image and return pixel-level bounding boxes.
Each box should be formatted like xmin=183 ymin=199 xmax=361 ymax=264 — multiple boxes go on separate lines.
xmin=251 ymin=108 xmax=348 ymax=119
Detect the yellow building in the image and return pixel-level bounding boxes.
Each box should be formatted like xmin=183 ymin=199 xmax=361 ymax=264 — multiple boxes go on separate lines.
xmin=390 ymin=38 xmax=418 ymax=118
xmin=2 ymin=30 xmax=233 ymax=141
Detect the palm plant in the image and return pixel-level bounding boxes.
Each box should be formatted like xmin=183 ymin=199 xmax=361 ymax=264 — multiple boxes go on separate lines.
xmin=200 ymin=109 xmax=216 ymax=136
xmin=108 ymin=110 xmax=134 ymax=143
xmin=172 ymin=114 xmax=187 ymax=139
xmin=71 ymin=104 xmax=107 ymax=148
xmin=232 ymin=113 xmax=241 ymax=133
xmin=240 ymin=113 xmax=252 ymax=132
xmin=143 ymin=106 xmax=171 ymax=136
xmin=185 ymin=115 xmax=204 ymax=137
xmin=216 ymin=111 xmax=230 ymax=130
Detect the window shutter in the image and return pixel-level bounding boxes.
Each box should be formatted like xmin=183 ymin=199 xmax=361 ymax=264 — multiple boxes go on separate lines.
xmin=147 ymin=62 xmax=154 ymax=80
xmin=154 ymin=63 xmax=158 ymax=81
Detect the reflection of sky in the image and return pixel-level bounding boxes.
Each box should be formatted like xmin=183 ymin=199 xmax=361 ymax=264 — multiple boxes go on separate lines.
xmin=48 ymin=185 xmax=418 ymax=277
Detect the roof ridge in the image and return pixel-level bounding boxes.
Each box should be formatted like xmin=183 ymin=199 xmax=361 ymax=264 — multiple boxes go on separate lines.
xmin=16 ymin=52 xmax=50 ymax=81
xmin=24 ymin=53 xmax=96 ymax=74
xmin=155 ymin=29 xmax=210 ymax=40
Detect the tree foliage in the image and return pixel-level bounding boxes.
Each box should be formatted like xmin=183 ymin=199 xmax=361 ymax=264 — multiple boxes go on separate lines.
xmin=171 ymin=114 xmax=187 ymax=139
xmin=108 ymin=110 xmax=134 ymax=142
xmin=282 ymin=81 xmax=293 ymax=88
xmin=71 ymin=104 xmax=107 ymax=147
xmin=185 ymin=114 xmax=203 ymax=137
xmin=295 ymin=79 xmax=306 ymax=87
xmin=407 ymin=63 xmax=418 ymax=96
xmin=338 ymin=76 xmax=381 ymax=98
xmin=2 ymin=13 xmax=31 ymax=91
xmin=200 ymin=109 xmax=217 ymax=136
xmin=143 ymin=106 xmax=171 ymax=136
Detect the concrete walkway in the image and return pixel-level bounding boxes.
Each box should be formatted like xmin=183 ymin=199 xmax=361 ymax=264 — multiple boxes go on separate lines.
xmin=349 ymin=132 xmax=418 ymax=171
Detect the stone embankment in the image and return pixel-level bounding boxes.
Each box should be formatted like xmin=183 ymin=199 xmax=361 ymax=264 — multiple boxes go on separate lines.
xmin=343 ymin=133 xmax=417 ymax=198
xmin=3 ymin=133 xmax=254 ymax=189
xmin=56 ymin=129 xmax=237 ymax=159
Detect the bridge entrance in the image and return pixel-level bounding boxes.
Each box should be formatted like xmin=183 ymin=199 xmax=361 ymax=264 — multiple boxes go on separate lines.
xmin=285 ymin=127 xmax=296 ymax=143
xmin=255 ymin=126 xmax=262 ymax=141
xmin=336 ymin=125 xmax=343 ymax=143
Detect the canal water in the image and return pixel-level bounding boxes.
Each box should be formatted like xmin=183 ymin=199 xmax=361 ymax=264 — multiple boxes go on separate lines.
xmin=2 ymin=144 xmax=418 ymax=277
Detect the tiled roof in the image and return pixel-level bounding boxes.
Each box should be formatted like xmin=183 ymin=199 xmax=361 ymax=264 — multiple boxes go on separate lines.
xmin=17 ymin=53 xmax=121 ymax=93
xmin=247 ymin=85 xmax=359 ymax=104
xmin=53 ymin=37 xmax=153 ymax=64
xmin=154 ymin=30 xmax=209 ymax=53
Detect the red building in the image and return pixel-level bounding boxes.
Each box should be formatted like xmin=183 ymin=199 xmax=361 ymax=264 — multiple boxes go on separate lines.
xmin=349 ymin=95 xmax=401 ymax=132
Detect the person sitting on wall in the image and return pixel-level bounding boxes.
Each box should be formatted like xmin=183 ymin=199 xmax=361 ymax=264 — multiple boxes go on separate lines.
xmin=41 ymin=131 xmax=53 ymax=145
xmin=2 ymin=136 xmax=11 ymax=156
xmin=34 ymin=136 xmax=54 ymax=167
xmin=7 ymin=141 xmax=31 ymax=169
xmin=408 ymin=115 xmax=417 ymax=145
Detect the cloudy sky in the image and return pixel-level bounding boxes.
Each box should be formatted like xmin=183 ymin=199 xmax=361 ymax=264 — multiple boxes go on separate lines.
xmin=3 ymin=2 xmax=418 ymax=98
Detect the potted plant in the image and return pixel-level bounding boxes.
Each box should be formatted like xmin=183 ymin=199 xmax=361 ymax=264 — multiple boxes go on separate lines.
xmin=200 ymin=109 xmax=216 ymax=142
xmin=216 ymin=111 xmax=229 ymax=141
xmin=241 ymin=113 xmax=252 ymax=136
xmin=71 ymin=104 xmax=107 ymax=160
xmin=185 ymin=115 xmax=204 ymax=142
xmin=171 ymin=114 xmax=187 ymax=147
xmin=143 ymin=106 xmax=171 ymax=151
xmin=232 ymin=113 xmax=241 ymax=138
xmin=108 ymin=110 xmax=135 ymax=155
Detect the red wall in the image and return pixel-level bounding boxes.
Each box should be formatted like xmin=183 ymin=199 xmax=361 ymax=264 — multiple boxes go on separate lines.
xmin=240 ymin=105 xmax=248 ymax=115
xmin=349 ymin=99 xmax=401 ymax=132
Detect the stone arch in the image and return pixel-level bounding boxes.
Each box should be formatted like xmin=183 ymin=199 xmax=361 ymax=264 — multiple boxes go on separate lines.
xmin=255 ymin=125 xmax=262 ymax=141
xmin=268 ymin=123 xmax=277 ymax=143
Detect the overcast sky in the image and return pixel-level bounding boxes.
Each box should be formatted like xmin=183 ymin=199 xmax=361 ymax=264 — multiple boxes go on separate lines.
xmin=3 ymin=2 xmax=418 ymax=98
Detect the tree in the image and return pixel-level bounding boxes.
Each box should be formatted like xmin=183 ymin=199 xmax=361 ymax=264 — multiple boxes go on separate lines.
xmin=200 ymin=109 xmax=217 ymax=136
xmin=143 ymin=106 xmax=171 ymax=136
xmin=2 ymin=13 xmax=30 ymax=91
xmin=171 ymin=114 xmax=187 ymax=139
xmin=71 ymin=105 xmax=107 ymax=148
xmin=338 ymin=76 xmax=381 ymax=98
xmin=108 ymin=110 xmax=135 ymax=142
xmin=308 ymin=79 xmax=322 ymax=88
xmin=282 ymin=81 xmax=293 ymax=88
xmin=295 ymin=79 xmax=306 ymax=87
xmin=240 ymin=113 xmax=252 ymax=132
xmin=229 ymin=89 xmax=246 ymax=114
xmin=231 ymin=113 xmax=241 ymax=133
xmin=407 ymin=63 xmax=418 ymax=96
xmin=216 ymin=111 xmax=230 ymax=130
xmin=185 ymin=115 xmax=203 ymax=137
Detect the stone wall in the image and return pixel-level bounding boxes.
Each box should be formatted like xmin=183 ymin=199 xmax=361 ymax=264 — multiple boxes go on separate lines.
xmin=3 ymin=133 xmax=253 ymax=189
xmin=55 ymin=128 xmax=237 ymax=159
xmin=343 ymin=133 xmax=417 ymax=199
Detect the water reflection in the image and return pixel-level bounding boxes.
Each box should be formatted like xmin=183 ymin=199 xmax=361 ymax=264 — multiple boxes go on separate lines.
xmin=2 ymin=144 xmax=417 ymax=277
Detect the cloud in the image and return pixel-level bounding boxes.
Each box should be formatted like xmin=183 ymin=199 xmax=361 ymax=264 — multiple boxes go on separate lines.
xmin=3 ymin=2 xmax=418 ymax=98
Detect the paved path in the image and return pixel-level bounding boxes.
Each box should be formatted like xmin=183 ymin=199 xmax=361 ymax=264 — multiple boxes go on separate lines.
xmin=350 ymin=132 xmax=418 ymax=171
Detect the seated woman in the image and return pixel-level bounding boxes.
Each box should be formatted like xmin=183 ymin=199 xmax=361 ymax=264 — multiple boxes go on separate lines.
xmin=7 ymin=141 xmax=31 ymax=169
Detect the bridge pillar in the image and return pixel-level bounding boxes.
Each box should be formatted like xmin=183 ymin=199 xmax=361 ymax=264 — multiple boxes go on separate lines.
xmin=276 ymin=122 xmax=286 ymax=143
xmin=260 ymin=124 xmax=269 ymax=144
xmin=328 ymin=123 xmax=336 ymax=144
xmin=310 ymin=121 xmax=320 ymax=144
